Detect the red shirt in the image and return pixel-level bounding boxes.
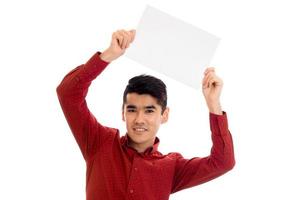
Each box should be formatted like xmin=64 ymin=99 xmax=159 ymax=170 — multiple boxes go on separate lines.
xmin=56 ymin=52 xmax=235 ymax=200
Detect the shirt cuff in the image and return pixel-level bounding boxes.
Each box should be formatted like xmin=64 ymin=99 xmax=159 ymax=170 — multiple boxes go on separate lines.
xmin=96 ymin=51 xmax=110 ymax=64
xmin=209 ymin=111 xmax=229 ymax=136
xmin=77 ymin=52 xmax=110 ymax=82
xmin=86 ymin=51 xmax=110 ymax=68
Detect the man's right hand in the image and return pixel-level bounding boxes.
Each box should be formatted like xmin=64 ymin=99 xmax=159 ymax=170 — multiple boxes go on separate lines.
xmin=100 ymin=29 xmax=136 ymax=62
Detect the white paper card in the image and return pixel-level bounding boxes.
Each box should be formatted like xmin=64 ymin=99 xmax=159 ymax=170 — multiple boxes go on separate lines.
xmin=125 ymin=5 xmax=220 ymax=89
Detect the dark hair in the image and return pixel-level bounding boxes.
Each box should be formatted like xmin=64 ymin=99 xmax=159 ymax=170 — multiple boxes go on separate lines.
xmin=122 ymin=74 xmax=167 ymax=113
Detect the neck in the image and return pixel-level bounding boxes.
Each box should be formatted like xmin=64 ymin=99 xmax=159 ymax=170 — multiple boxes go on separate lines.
xmin=128 ymin=138 xmax=155 ymax=153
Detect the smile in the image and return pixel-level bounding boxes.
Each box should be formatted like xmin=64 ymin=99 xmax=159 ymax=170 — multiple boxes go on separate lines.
xmin=133 ymin=128 xmax=148 ymax=132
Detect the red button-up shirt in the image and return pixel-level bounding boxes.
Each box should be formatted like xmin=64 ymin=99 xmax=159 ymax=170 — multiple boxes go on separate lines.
xmin=56 ymin=52 xmax=235 ymax=200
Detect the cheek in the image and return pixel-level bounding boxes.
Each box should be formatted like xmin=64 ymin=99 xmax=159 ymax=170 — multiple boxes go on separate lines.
xmin=124 ymin=116 xmax=132 ymax=125
xmin=124 ymin=115 xmax=136 ymax=128
xmin=148 ymin=116 xmax=162 ymax=127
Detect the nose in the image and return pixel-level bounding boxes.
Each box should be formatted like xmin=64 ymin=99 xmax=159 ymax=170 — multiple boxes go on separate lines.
xmin=134 ymin=111 xmax=145 ymax=124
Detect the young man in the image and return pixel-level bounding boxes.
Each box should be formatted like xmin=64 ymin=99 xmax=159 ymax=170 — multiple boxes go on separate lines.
xmin=56 ymin=29 xmax=235 ymax=200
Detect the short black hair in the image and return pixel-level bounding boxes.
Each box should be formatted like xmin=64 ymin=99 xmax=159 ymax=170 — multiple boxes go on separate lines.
xmin=122 ymin=74 xmax=167 ymax=113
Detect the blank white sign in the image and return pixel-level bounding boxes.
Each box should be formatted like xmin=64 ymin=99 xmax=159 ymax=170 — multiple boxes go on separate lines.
xmin=125 ymin=5 xmax=220 ymax=89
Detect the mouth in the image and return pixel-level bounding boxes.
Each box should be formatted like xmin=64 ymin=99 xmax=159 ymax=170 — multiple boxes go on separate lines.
xmin=133 ymin=127 xmax=148 ymax=133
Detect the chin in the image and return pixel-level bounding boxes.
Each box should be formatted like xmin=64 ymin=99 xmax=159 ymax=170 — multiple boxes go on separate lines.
xmin=128 ymin=132 xmax=149 ymax=144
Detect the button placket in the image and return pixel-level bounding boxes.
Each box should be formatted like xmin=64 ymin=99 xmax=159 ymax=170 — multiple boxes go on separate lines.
xmin=127 ymin=154 xmax=139 ymax=196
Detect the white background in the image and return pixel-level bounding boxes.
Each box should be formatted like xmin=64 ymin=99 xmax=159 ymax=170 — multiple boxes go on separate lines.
xmin=1 ymin=0 xmax=300 ymax=199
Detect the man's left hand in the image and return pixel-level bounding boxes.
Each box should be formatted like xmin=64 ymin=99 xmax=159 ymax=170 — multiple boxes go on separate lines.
xmin=202 ymin=67 xmax=223 ymax=115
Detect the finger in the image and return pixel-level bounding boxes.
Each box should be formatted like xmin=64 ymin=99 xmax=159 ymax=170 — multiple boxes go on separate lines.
xmin=202 ymin=72 xmax=210 ymax=88
xmin=202 ymin=72 xmax=214 ymax=88
xmin=118 ymin=30 xmax=128 ymax=49
xmin=123 ymin=30 xmax=134 ymax=49
xmin=112 ymin=32 xmax=120 ymax=46
xmin=125 ymin=31 xmax=133 ymax=48
xmin=202 ymin=73 xmax=208 ymax=88
xmin=124 ymin=30 xmax=135 ymax=48
xmin=203 ymin=71 xmax=215 ymax=84
xmin=116 ymin=32 xmax=124 ymax=47
xmin=129 ymin=29 xmax=136 ymax=43
xmin=207 ymin=74 xmax=216 ymax=88
xmin=204 ymin=67 xmax=215 ymax=75
xmin=207 ymin=76 xmax=216 ymax=88
xmin=202 ymin=73 xmax=208 ymax=87
xmin=214 ymin=76 xmax=223 ymax=86
xmin=208 ymin=76 xmax=222 ymax=88
xmin=208 ymin=72 xmax=221 ymax=88
xmin=122 ymin=33 xmax=130 ymax=49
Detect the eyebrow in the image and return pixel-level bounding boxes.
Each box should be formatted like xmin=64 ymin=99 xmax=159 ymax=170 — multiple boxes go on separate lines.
xmin=126 ymin=105 xmax=157 ymax=110
xmin=126 ymin=105 xmax=136 ymax=109
xmin=145 ymin=105 xmax=157 ymax=110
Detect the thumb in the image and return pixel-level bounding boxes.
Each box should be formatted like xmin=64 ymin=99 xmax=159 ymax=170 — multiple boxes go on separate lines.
xmin=130 ymin=29 xmax=136 ymax=34
xmin=130 ymin=29 xmax=136 ymax=42
xmin=111 ymin=33 xmax=121 ymax=48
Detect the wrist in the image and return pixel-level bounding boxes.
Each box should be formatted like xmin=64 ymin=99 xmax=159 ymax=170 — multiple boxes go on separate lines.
xmin=100 ymin=50 xmax=115 ymax=62
xmin=207 ymin=101 xmax=222 ymax=115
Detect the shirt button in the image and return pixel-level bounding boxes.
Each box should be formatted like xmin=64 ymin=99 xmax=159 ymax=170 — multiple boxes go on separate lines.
xmin=130 ymin=189 xmax=134 ymax=194
xmin=134 ymin=167 xmax=138 ymax=171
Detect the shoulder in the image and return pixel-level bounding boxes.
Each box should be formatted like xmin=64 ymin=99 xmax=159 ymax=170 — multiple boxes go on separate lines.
xmin=165 ymin=152 xmax=184 ymax=160
xmin=98 ymin=125 xmax=121 ymax=144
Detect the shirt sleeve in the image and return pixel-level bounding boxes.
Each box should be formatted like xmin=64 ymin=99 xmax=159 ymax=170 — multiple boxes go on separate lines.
xmin=171 ymin=112 xmax=235 ymax=193
xmin=56 ymin=52 xmax=117 ymax=161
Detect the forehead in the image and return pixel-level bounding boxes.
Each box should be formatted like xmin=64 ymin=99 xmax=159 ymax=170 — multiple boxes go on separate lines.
xmin=125 ymin=93 xmax=159 ymax=107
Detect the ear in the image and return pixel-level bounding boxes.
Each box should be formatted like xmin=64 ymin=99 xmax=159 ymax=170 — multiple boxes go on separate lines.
xmin=161 ymin=107 xmax=169 ymax=124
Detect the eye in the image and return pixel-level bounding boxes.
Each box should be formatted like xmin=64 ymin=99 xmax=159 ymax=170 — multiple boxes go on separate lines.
xmin=145 ymin=109 xmax=154 ymax=113
xmin=127 ymin=109 xmax=136 ymax=113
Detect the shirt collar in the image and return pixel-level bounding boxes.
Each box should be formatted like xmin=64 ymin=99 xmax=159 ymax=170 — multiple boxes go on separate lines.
xmin=121 ymin=134 xmax=160 ymax=155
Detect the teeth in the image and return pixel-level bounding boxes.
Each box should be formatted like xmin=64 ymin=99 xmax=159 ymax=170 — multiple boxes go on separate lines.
xmin=134 ymin=128 xmax=146 ymax=132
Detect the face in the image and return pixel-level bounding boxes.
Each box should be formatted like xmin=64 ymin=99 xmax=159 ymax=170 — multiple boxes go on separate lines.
xmin=122 ymin=93 xmax=169 ymax=152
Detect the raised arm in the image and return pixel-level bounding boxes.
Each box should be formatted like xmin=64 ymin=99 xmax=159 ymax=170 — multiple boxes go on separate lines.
xmin=171 ymin=112 xmax=235 ymax=193
xmin=171 ymin=68 xmax=235 ymax=192
xmin=56 ymin=29 xmax=136 ymax=161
